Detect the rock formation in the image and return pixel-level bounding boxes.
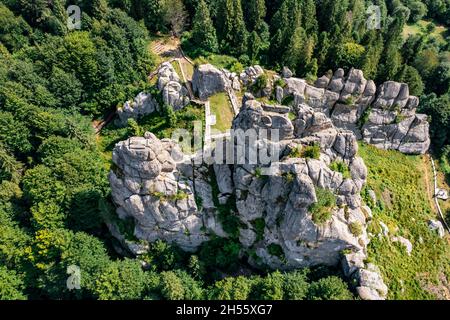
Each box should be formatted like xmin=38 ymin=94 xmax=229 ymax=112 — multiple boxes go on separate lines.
xmin=192 ymin=64 xmax=232 ymax=100
xmin=108 ymin=64 xmax=436 ymax=301
xmin=109 ymin=133 xmax=208 ymax=251
xmin=116 ymin=62 xmax=190 ymax=126
xmin=109 ymin=95 xmax=388 ymax=299
xmin=274 ymin=67 xmax=430 ymax=155
xmin=116 ymin=92 xmax=157 ymax=127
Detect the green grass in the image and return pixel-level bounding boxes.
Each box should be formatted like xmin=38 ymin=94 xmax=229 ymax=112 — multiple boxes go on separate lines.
xmin=171 ymin=61 xmax=184 ymax=82
xmin=358 ymin=143 xmax=450 ymax=300
xmin=403 ymin=20 xmax=448 ymax=45
xmin=98 ymin=104 xmax=204 ymax=160
xmin=209 ymin=92 xmax=234 ymax=133
xmin=194 ymin=54 xmax=243 ymax=73
xmin=329 ymin=160 xmax=351 ymax=179
xmin=309 ymin=188 xmax=336 ymax=224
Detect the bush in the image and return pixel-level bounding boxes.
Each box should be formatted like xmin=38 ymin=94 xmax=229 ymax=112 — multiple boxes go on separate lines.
xmin=309 ymin=188 xmax=336 ymax=224
xmin=307 ymin=276 xmax=353 ymax=300
xmin=329 ymin=160 xmax=351 ymax=179
xmin=301 ymin=143 xmax=320 ymax=159
xmin=251 ymin=218 xmax=266 ymax=241
xmin=267 ymin=243 xmax=284 ymax=259
xmin=348 ymin=222 xmax=363 ymax=236
xmin=283 ymin=270 xmax=310 ymax=300
xmin=252 ymin=73 xmax=268 ymax=92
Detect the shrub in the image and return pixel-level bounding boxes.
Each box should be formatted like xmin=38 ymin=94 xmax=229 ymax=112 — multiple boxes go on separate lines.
xmin=344 ymin=96 xmax=355 ymax=105
xmin=307 ymin=276 xmax=353 ymax=300
xmin=357 ymin=107 xmax=371 ymax=129
xmin=309 ymin=188 xmax=336 ymax=224
xmin=301 ymin=143 xmax=321 ymax=159
xmin=274 ymin=78 xmax=286 ymax=88
xmin=267 ymin=243 xmax=284 ymax=259
xmin=252 ymin=218 xmax=266 ymax=241
xmin=252 ymin=73 xmax=268 ymax=92
xmin=348 ymin=222 xmax=363 ymax=236
xmin=329 ymin=160 xmax=351 ymax=179
xmin=283 ymin=270 xmax=310 ymax=300
xmin=288 ymin=146 xmax=302 ymax=158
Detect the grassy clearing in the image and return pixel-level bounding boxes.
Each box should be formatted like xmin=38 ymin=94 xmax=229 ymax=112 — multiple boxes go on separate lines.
xmin=358 ymin=143 xmax=450 ymax=300
xmin=403 ymin=20 xmax=448 ymax=45
xmin=209 ymin=93 xmax=234 ymax=133
xmin=194 ymin=54 xmax=243 ymax=73
xmin=98 ymin=104 xmax=204 ymax=163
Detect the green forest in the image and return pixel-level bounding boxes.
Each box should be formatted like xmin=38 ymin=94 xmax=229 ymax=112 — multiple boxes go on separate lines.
xmin=0 ymin=0 xmax=449 ymax=300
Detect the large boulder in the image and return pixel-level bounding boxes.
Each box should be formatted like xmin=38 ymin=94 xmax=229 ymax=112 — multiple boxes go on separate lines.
xmin=192 ymin=64 xmax=231 ymax=100
xmin=109 ymin=133 xmax=208 ymax=251
xmin=116 ymin=92 xmax=158 ymax=127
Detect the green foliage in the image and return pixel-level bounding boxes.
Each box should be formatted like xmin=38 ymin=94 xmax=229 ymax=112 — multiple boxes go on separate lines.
xmin=198 ymin=237 xmax=241 ymax=273
xmin=0 ymin=266 xmax=26 ymax=300
xmin=359 ymin=143 xmax=450 ymax=299
xmin=127 ymin=118 xmax=143 ymax=137
xmin=357 ymin=107 xmax=372 ymax=129
xmin=159 ymin=271 xmax=184 ymax=300
xmin=251 ymin=218 xmax=265 ymax=241
xmin=208 ymin=276 xmax=253 ymax=300
xmin=283 ymin=270 xmax=310 ymax=300
xmin=252 ymin=73 xmax=268 ymax=92
xmin=307 ymin=276 xmax=353 ymax=300
xmin=309 ymin=188 xmax=336 ymax=224
xmin=191 ymin=0 xmax=218 ymax=52
xmin=252 ymin=271 xmax=284 ymax=300
xmin=301 ymin=143 xmax=320 ymax=159
xmin=348 ymin=222 xmax=363 ymax=236
xmin=267 ymin=243 xmax=284 ymax=259
xmin=288 ymin=146 xmax=302 ymax=158
xmin=95 ymin=259 xmax=147 ymax=300
xmin=329 ymin=160 xmax=351 ymax=179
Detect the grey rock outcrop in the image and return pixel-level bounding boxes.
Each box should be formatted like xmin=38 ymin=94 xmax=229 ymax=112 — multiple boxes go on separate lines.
xmin=116 ymin=92 xmax=158 ymax=127
xmin=227 ymin=97 xmax=371 ymax=270
xmin=275 ymin=67 xmax=430 ymax=154
xmin=109 ymin=133 xmax=209 ymax=251
xmin=428 ymin=220 xmax=445 ymax=238
xmin=158 ymin=62 xmax=190 ymax=111
xmin=116 ymin=62 xmax=190 ymax=126
xmin=192 ymin=64 xmax=232 ymax=100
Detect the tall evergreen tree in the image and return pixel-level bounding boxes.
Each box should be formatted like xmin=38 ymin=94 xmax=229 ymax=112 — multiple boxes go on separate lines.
xmin=218 ymin=0 xmax=248 ymax=57
xmin=243 ymin=0 xmax=266 ymax=31
xmin=191 ymin=0 xmax=218 ymax=52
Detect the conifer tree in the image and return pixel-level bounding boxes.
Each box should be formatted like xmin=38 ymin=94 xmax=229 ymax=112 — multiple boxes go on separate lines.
xmin=243 ymin=0 xmax=266 ymax=31
xmin=219 ymin=0 xmax=248 ymax=57
xmin=191 ymin=0 xmax=218 ymax=52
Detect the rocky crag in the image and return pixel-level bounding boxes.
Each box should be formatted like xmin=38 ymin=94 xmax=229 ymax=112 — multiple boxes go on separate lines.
xmin=116 ymin=62 xmax=190 ymax=126
xmin=109 ymin=95 xmax=389 ymax=300
xmin=108 ymin=64 xmax=434 ymax=300
xmin=192 ymin=64 xmax=430 ymax=155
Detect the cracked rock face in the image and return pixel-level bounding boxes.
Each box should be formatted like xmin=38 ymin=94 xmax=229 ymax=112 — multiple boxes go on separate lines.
xmin=109 ymin=133 xmax=208 ymax=251
xmin=116 ymin=62 xmax=190 ymax=126
xmin=192 ymin=64 xmax=231 ymax=100
xmin=226 ymin=98 xmax=370 ymax=270
xmin=276 ymin=67 xmax=430 ymax=154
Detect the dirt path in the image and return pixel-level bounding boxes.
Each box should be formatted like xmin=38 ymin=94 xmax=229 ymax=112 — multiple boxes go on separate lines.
xmin=422 ymin=155 xmax=436 ymax=214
